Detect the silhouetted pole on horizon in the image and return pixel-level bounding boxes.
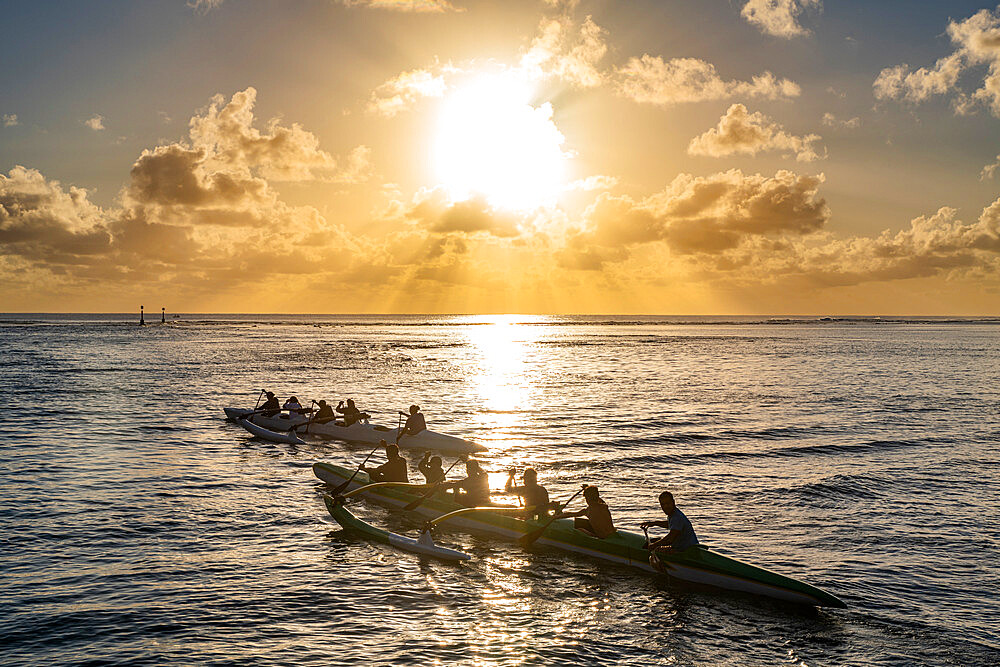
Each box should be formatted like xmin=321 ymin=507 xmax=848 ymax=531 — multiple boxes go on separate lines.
xmin=161 ymin=307 xmax=165 ymax=324
xmin=140 ymin=305 xmax=145 ymax=326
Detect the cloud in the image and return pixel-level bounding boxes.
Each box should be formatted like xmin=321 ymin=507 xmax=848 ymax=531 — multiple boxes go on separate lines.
xmin=874 ymin=6 xmax=1000 ymax=116
xmin=616 ymin=56 xmax=800 ymax=105
xmin=982 ymin=155 xmax=1000 ymax=180
xmin=821 ymin=112 xmax=860 ymax=129
xmin=565 ymin=175 xmax=619 ymax=192
xmin=521 ymin=13 xmax=608 ymax=87
xmin=0 ymin=89 xmax=371 ymax=301
xmin=400 ymin=187 xmax=523 ymax=237
xmin=187 ymin=0 xmax=224 ymax=12
xmin=741 ymin=0 xmax=821 ymax=38
xmin=773 ymin=202 xmax=1000 ymax=287
xmin=368 ymin=67 xmax=450 ymax=117
xmin=187 ymin=87 xmax=354 ymax=181
xmin=2 ymin=114 xmax=18 ymax=127
xmin=190 ymin=0 xmax=460 ymax=12
xmin=688 ymin=104 xmax=824 ymax=161
xmin=561 ymin=169 xmax=830 ymax=268
xmin=84 ymin=115 xmax=105 ymax=131
xmin=0 ymin=166 xmax=112 ymax=262
xmin=339 ymin=0 xmax=460 ymax=11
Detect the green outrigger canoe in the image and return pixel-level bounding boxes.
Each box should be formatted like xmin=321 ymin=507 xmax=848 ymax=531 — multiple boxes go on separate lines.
xmin=315 ymin=461 xmax=846 ymax=608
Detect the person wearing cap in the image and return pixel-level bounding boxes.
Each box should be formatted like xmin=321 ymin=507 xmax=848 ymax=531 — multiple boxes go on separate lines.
xmin=313 ymin=399 xmax=335 ymax=424
xmin=505 ymin=468 xmax=554 ymax=520
xmin=363 ymin=441 xmax=409 ymax=483
xmin=260 ymin=391 xmax=280 ymax=417
xmin=397 ymin=404 xmax=426 ymax=442
xmin=556 ymin=486 xmax=617 ymax=538
xmin=642 ymin=491 xmax=699 ymax=552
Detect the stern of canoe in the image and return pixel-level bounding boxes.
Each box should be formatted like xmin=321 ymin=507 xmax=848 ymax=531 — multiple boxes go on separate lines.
xmin=654 ymin=547 xmax=847 ymax=608
xmin=324 ymin=495 xmax=391 ymax=545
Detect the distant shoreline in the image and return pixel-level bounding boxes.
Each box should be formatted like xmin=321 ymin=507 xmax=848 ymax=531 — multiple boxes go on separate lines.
xmin=2 ymin=313 xmax=998 ymax=326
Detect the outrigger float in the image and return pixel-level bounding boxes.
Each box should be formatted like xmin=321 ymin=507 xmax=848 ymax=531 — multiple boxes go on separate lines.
xmin=315 ymin=462 xmax=846 ymax=609
xmin=235 ymin=415 xmax=305 ymax=445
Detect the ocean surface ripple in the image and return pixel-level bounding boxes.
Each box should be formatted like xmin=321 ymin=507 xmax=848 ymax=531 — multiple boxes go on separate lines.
xmin=1 ymin=314 xmax=998 ymax=666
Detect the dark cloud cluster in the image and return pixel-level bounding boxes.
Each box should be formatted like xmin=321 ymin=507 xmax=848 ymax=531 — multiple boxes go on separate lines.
xmin=560 ymin=169 xmax=830 ymax=268
xmin=0 ymin=89 xmax=368 ymax=300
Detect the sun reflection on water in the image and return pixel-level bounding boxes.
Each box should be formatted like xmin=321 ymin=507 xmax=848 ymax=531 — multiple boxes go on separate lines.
xmin=458 ymin=316 xmax=548 ymax=447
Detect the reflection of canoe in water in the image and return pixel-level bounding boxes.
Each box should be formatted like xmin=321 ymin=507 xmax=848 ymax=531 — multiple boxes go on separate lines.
xmin=223 ymin=407 xmax=486 ymax=456
xmin=236 ymin=416 xmax=305 ymax=445
xmin=314 ymin=461 xmax=846 ymax=608
xmin=324 ymin=497 xmax=470 ymax=562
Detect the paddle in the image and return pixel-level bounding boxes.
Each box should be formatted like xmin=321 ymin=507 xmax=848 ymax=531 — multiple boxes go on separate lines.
xmin=519 ymin=484 xmax=588 ymax=547
xmin=402 ymin=455 xmax=467 ymax=511
xmin=330 ymin=442 xmax=384 ymax=495
xmin=506 ymin=469 xmax=523 ymax=507
xmin=236 ymin=407 xmax=271 ymax=421
xmin=297 ymin=400 xmax=318 ymax=434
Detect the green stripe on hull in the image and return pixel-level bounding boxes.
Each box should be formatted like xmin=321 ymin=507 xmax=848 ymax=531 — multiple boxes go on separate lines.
xmin=313 ymin=461 xmax=845 ymax=608
xmin=325 ymin=495 xmax=391 ymax=545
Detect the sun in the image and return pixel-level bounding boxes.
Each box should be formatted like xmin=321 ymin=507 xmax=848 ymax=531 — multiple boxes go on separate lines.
xmin=432 ymin=73 xmax=569 ymax=211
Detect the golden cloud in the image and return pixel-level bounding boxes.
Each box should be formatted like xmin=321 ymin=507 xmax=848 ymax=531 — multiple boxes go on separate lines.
xmin=688 ymin=104 xmax=824 ymax=162
xmin=741 ymin=0 xmax=821 ymax=39
xmin=616 ymin=56 xmax=800 ymax=105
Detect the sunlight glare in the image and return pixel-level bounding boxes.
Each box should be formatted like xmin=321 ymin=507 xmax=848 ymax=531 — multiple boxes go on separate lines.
xmin=433 ymin=73 xmax=569 ymax=210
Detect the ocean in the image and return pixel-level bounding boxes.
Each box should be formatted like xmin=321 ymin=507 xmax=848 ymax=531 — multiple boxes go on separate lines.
xmin=1 ymin=314 xmax=998 ymax=665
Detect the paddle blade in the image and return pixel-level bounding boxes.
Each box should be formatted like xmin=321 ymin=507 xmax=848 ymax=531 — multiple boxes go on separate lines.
xmin=402 ymin=494 xmax=430 ymax=511
xmin=519 ymin=526 xmax=547 ymax=547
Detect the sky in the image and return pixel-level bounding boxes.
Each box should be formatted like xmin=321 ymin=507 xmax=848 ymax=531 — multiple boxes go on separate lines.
xmin=1 ymin=0 xmax=999 ymax=314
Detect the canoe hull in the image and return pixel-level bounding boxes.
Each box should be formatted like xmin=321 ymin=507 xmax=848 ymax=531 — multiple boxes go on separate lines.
xmin=225 ymin=407 xmax=309 ymax=431
xmin=314 ymin=461 xmax=846 ymax=608
xmin=324 ymin=496 xmax=470 ymax=562
xmin=224 ymin=407 xmax=486 ymax=455
xmin=237 ymin=417 xmax=305 ymax=445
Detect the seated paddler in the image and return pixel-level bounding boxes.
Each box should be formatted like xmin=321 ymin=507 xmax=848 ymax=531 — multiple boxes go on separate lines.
xmin=336 ymin=398 xmax=370 ymax=426
xmin=259 ymin=391 xmax=280 ymax=417
xmin=505 ymin=467 xmax=553 ymax=520
xmin=556 ymin=485 xmax=617 ymax=538
xmin=397 ymin=404 xmax=426 ymax=440
xmin=441 ymin=459 xmax=490 ymax=507
xmin=418 ymin=451 xmax=446 ymax=484
xmin=282 ymin=395 xmax=306 ymax=416
xmin=313 ymin=399 xmax=335 ymax=424
xmin=641 ymin=490 xmax=699 ymax=552
xmin=362 ymin=442 xmax=409 ymax=483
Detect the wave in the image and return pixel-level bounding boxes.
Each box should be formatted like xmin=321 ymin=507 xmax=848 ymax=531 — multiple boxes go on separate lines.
xmin=567 ymin=437 xmax=931 ymax=470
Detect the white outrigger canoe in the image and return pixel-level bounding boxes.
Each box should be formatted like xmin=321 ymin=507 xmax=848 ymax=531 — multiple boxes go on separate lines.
xmin=315 ymin=462 xmax=847 ymax=608
xmin=223 ymin=407 xmax=487 ymax=456
xmin=236 ymin=416 xmax=306 ymax=445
